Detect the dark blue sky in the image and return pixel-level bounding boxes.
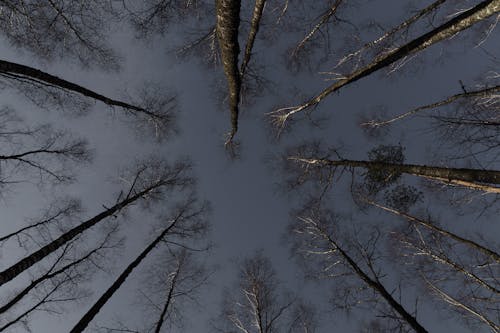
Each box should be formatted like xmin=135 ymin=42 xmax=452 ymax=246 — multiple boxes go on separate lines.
xmin=0 ymin=1 xmax=498 ymax=332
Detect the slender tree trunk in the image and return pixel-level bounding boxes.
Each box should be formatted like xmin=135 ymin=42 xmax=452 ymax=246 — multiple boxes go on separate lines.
xmin=424 ymin=277 xmax=500 ymax=332
xmin=337 ymin=0 xmax=447 ymax=66
xmin=368 ymin=201 xmax=500 ymax=262
xmin=312 ymin=221 xmax=428 ymax=333
xmin=291 ymin=157 xmax=500 ymax=188
xmin=0 ymin=179 xmax=166 ymax=287
xmin=70 ymin=214 xmax=182 ymax=333
xmin=279 ymin=0 xmax=500 ymax=119
xmin=292 ymin=0 xmax=343 ymax=59
xmin=0 ymin=245 xmax=101 ymax=315
xmin=364 ymin=85 xmax=500 ymax=127
xmin=0 ymin=59 xmax=155 ymax=117
xmin=154 ymin=258 xmax=182 ymax=333
xmin=216 ymin=0 xmax=242 ymax=142
xmin=240 ymin=0 xmax=266 ymax=77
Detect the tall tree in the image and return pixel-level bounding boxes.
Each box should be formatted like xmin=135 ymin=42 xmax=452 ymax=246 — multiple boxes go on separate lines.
xmin=214 ymin=252 xmax=316 ymax=333
xmin=270 ymin=0 xmax=500 ymax=130
xmin=0 ymin=158 xmax=193 ymax=287
xmin=0 ymin=0 xmax=119 ymax=69
xmin=290 ymin=211 xmax=428 ymax=333
xmin=288 ymin=146 xmax=500 ymax=193
xmin=0 ymin=60 xmax=177 ymax=137
xmin=0 ymin=225 xmax=121 ymax=332
xmin=70 ymin=196 xmax=210 ymax=333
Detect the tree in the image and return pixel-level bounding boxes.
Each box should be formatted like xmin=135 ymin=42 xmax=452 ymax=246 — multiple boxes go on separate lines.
xmin=0 ymin=0 xmax=119 ymax=69
xmin=0 ymin=223 xmax=122 ymax=332
xmin=270 ymin=0 xmax=500 ymax=131
xmin=0 ymin=106 xmax=90 ymax=191
xmin=214 ymin=252 xmax=316 ymax=333
xmin=289 ymin=210 xmax=428 ymax=333
xmin=0 ymin=157 xmax=194 ymax=287
xmin=287 ymin=144 xmax=500 ymax=194
xmin=70 ymin=196 xmax=210 ymax=333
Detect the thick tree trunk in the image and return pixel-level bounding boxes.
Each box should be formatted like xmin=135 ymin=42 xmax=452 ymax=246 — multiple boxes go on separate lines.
xmin=240 ymin=0 xmax=266 ymax=77
xmin=280 ymin=0 xmax=500 ymax=119
xmin=292 ymin=157 xmax=500 ymax=188
xmin=0 ymin=179 xmax=166 ymax=287
xmin=70 ymin=215 xmax=182 ymax=333
xmin=216 ymin=0 xmax=242 ymax=142
xmin=0 ymin=59 xmax=154 ymax=117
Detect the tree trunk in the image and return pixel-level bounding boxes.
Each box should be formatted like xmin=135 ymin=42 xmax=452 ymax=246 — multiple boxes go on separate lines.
xmin=315 ymin=222 xmax=428 ymax=333
xmin=365 ymin=85 xmax=500 ymax=127
xmin=240 ymin=0 xmax=266 ymax=77
xmin=216 ymin=0 xmax=242 ymax=142
xmin=293 ymin=157 xmax=500 ymax=188
xmin=70 ymin=214 xmax=182 ymax=333
xmin=280 ymin=0 xmax=500 ymax=119
xmin=368 ymin=201 xmax=500 ymax=261
xmin=0 ymin=179 xmax=166 ymax=287
xmin=154 ymin=257 xmax=182 ymax=333
xmin=0 ymin=59 xmax=153 ymax=117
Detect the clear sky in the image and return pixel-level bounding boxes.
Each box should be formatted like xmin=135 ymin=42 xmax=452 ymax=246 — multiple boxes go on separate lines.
xmin=0 ymin=1 xmax=498 ymax=332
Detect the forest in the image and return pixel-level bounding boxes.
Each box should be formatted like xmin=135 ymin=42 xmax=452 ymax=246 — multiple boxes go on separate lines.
xmin=0 ymin=0 xmax=498 ymax=332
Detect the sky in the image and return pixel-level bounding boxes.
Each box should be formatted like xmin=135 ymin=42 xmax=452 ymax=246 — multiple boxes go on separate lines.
xmin=0 ymin=0 xmax=498 ymax=332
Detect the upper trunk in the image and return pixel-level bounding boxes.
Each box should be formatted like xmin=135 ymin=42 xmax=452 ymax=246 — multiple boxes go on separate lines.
xmin=0 ymin=59 xmax=152 ymax=117
xmin=216 ymin=0 xmax=242 ymax=142
xmin=70 ymin=214 xmax=182 ymax=333
xmin=240 ymin=0 xmax=266 ymax=77
xmin=295 ymin=157 xmax=500 ymax=186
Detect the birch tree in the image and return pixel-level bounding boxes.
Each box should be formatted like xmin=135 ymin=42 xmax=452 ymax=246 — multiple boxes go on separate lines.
xmin=214 ymin=252 xmax=316 ymax=333
xmin=290 ymin=210 xmax=428 ymax=333
xmin=70 ymin=196 xmax=210 ymax=333
xmin=270 ymin=0 xmax=500 ymax=131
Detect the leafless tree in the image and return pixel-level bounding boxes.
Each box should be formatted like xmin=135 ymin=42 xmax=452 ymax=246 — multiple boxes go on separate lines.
xmin=70 ymin=195 xmax=210 ymax=333
xmin=0 ymin=106 xmax=91 ymax=191
xmin=213 ymin=251 xmax=316 ymax=333
xmin=0 ymin=60 xmax=177 ymax=139
xmin=0 ymin=0 xmax=120 ymax=69
xmin=0 ymin=157 xmax=194 ymax=287
xmin=123 ymin=0 xmax=205 ymax=38
xmin=289 ymin=209 xmax=428 ymax=333
xmin=0 ymin=223 xmax=122 ymax=332
xmin=287 ymin=143 xmax=500 ymax=195
xmin=392 ymin=221 xmax=499 ymax=331
xmin=270 ymin=0 xmax=499 ymax=131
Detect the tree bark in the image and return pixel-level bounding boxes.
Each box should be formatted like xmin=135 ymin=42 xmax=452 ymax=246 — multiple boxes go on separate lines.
xmin=216 ymin=0 xmax=242 ymax=142
xmin=240 ymin=0 xmax=266 ymax=77
xmin=292 ymin=157 xmax=500 ymax=187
